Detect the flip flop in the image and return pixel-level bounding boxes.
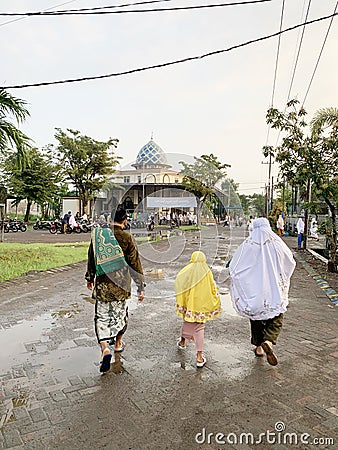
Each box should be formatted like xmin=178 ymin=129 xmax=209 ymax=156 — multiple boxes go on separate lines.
xmin=99 ymin=353 xmax=112 ymax=373
xmin=114 ymin=342 xmax=126 ymax=353
xmin=177 ymin=340 xmax=186 ymax=350
xmin=261 ymin=342 xmax=278 ymax=366
xmin=196 ymin=356 xmax=207 ymax=368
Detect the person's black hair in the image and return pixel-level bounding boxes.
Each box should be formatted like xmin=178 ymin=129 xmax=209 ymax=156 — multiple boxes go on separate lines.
xmin=113 ymin=208 xmax=127 ymax=223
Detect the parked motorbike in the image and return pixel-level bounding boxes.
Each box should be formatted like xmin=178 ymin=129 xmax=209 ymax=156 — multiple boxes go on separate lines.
xmin=33 ymin=219 xmax=52 ymax=230
xmin=2 ymin=220 xmax=18 ymax=233
xmin=49 ymin=219 xmax=62 ymax=234
xmin=66 ymin=222 xmax=82 ymax=234
xmin=14 ymin=220 xmax=27 ymax=232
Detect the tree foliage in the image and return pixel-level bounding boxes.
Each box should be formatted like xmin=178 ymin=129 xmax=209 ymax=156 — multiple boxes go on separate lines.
xmin=0 ymin=89 xmax=32 ymax=168
xmin=239 ymin=193 xmax=265 ymax=216
xmin=263 ymin=99 xmax=338 ymax=272
xmin=52 ymin=129 xmax=120 ymax=214
xmin=179 ymin=154 xmax=230 ymax=214
xmin=2 ymin=148 xmax=62 ymax=221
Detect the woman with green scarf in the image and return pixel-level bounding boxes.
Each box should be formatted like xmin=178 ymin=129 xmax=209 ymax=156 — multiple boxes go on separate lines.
xmin=85 ymin=209 xmax=145 ymax=373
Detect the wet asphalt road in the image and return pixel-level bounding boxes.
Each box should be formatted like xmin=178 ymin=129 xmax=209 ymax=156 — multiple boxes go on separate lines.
xmin=0 ymin=226 xmax=337 ymax=449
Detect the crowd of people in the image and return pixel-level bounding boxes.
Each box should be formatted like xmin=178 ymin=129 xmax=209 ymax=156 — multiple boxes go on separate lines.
xmin=85 ymin=208 xmax=296 ymax=373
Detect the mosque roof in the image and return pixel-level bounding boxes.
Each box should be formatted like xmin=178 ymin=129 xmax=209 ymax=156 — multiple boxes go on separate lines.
xmin=133 ymin=139 xmax=171 ymax=168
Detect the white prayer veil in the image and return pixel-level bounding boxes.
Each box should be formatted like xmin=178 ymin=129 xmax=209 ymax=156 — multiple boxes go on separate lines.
xmin=229 ymin=217 xmax=296 ymax=320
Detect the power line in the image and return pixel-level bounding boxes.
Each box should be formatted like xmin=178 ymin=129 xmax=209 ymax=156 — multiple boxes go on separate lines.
xmin=270 ymin=0 xmax=285 ymax=107
xmin=0 ymin=1 xmax=273 ymax=17
xmin=302 ymin=1 xmax=338 ymax=106
xmin=286 ymin=0 xmax=312 ymax=102
xmin=273 ymin=0 xmax=311 ymax=150
xmin=34 ymin=0 xmax=183 ymax=14
xmin=0 ymin=0 xmax=82 ymax=28
xmin=2 ymin=11 xmax=337 ymax=90
xmin=264 ymin=0 xmax=285 ymax=153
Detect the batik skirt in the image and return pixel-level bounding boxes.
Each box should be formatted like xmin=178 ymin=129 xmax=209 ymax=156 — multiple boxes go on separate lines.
xmin=94 ymin=299 xmax=128 ymax=344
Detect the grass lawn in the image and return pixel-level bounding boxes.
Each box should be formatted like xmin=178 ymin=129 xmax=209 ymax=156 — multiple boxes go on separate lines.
xmin=0 ymin=242 xmax=89 ymax=282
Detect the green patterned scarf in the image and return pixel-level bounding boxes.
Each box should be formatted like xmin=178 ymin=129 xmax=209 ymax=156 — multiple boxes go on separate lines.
xmin=92 ymin=227 xmax=127 ymax=276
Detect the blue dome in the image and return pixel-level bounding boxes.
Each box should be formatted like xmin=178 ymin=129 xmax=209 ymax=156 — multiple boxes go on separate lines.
xmin=135 ymin=140 xmax=169 ymax=167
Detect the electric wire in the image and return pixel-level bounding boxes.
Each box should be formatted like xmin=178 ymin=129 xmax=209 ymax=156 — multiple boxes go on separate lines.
xmin=2 ymin=11 xmax=337 ymax=90
xmin=302 ymin=1 xmax=338 ymax=106
xmin=264 ymin=0 xmax=285 ymax=151
xmin=0 ymin=1 xmax=273 ymax=17
xmin=270 ymin=0 xmax=285 ymax=107
xmin=273 ymin=0 xmax=311 ymax=149
xmin=286 ymin=0 xmax=312 ymax=102
xmin=32 ymin=0 xmax=187 ymax=14
xmin=0 ymin=0 xmax=81 ymax=28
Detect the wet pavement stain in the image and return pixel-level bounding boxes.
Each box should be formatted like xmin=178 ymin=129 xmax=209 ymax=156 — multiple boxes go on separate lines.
xmin=51 ymin=303 xmax=81 ymax=319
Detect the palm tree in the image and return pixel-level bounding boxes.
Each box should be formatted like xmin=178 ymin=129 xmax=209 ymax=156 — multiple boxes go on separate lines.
xmin=311 ymin=107 xmax=338 ymax=132
xmin=0 ymin=88 xmax=32 ymax=167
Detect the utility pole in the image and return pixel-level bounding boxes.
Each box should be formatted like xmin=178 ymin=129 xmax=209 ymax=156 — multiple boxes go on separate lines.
xmin=262 ymin=153 xmax=274 ymax=216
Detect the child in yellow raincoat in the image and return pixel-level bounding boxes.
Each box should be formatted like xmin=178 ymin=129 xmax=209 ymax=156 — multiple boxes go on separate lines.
xmin=175 ymin=251 xmax=221 ymax=367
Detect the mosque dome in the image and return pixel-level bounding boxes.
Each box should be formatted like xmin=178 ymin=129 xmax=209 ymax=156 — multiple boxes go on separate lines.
xmin=132 ymin=139 xmax=171 ymax=169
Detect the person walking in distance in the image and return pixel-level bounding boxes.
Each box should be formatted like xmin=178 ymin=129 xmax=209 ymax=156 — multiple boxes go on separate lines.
xmin=276 ymin=214 xmax=285 ymax=237
xmin=229 ymin=218 xmax=295 ymax=366
xmin=175 ymin=251 xmax=221 ymax=368
xmin=85 ymin=208 xmax=145 ymax=373
xmin=296 ymin=216 xmax=305 ymax=250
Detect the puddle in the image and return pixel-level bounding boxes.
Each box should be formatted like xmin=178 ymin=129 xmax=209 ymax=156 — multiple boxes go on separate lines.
xmin=204 ymin=342 xmax=253 ymax=380
xmin=0 ymin=313 xmax=55 ymax=371
xmin=220 ymin=293 xmax=239 ymax=317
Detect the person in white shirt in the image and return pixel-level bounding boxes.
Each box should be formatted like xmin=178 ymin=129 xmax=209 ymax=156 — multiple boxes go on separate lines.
xmin=276 ymin=214 xmax=284 ymax=236
xmin=296 ymin=217 xmax=305 ymax=249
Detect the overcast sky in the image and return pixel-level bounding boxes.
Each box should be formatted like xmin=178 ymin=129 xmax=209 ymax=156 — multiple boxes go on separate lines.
xmin=1 ymin=0 xmax=337 ymax=194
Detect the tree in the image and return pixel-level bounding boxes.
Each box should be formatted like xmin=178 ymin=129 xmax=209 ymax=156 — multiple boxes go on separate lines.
xmin=2 ymin=148 xmax=62 ymax=221
xmin=0 ymin=89 xmax=32 ymax=167
xmin=179 ymin=154 xmax=230 ymax=221
xmin=53 ymin=129 xmax=120 ymax=214
xmin=263 ymin=99 xmax=338 ymax=272
xmin=239 ymin=193 xmax=265 ymax=217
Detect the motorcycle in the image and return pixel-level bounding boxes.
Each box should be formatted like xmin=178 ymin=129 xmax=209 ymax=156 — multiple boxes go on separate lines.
xmin=2 ymin=220 xmax=18 ymax=233
xmin=66 ymin=222 xmax=82 ymax=234
xmin=14 ymin=220 xmax=27 ymax=232
xmin=49 ymin=219 xmax=62 ymax=234
xmin=33 ymin=219 xmax=52 ymax=230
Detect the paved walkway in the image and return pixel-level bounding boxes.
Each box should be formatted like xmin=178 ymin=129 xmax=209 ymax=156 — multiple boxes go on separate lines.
xmin=0 ymin=226 xmax=337 ymax=449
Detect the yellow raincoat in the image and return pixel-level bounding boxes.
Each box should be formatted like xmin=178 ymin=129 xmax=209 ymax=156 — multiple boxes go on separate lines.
xmin=175 ymin=251 xmax=221 ymax=323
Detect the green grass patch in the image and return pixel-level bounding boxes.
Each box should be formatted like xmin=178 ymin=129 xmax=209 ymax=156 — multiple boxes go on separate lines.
xmin=0 ymin=242 xmax=89 ymax=282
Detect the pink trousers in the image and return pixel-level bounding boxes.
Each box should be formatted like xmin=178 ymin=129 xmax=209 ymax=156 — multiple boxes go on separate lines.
xmin=181 ymin=321 xmax=205 ymax=352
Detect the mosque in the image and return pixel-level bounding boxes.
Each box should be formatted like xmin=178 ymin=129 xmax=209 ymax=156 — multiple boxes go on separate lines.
xmin=94 ymin=138 xmax=197 ymax=217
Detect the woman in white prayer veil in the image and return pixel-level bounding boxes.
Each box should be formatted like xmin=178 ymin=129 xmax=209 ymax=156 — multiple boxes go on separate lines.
xmin=229 ymin=217 xmax=296 ymax=366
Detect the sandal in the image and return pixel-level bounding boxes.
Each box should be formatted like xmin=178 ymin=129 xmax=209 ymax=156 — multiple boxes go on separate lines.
xmin=196 ymin=355 xmax=207 ymax=368
xmin=114 ymin=342 xmax=126 ymax=353
xmin=99 ymin=353 xmax=112 ymax=373
xmin=177 ymin=340 xmax=186 ymax=350
xmin=261 ymin=342 xmax=278 ymax=366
